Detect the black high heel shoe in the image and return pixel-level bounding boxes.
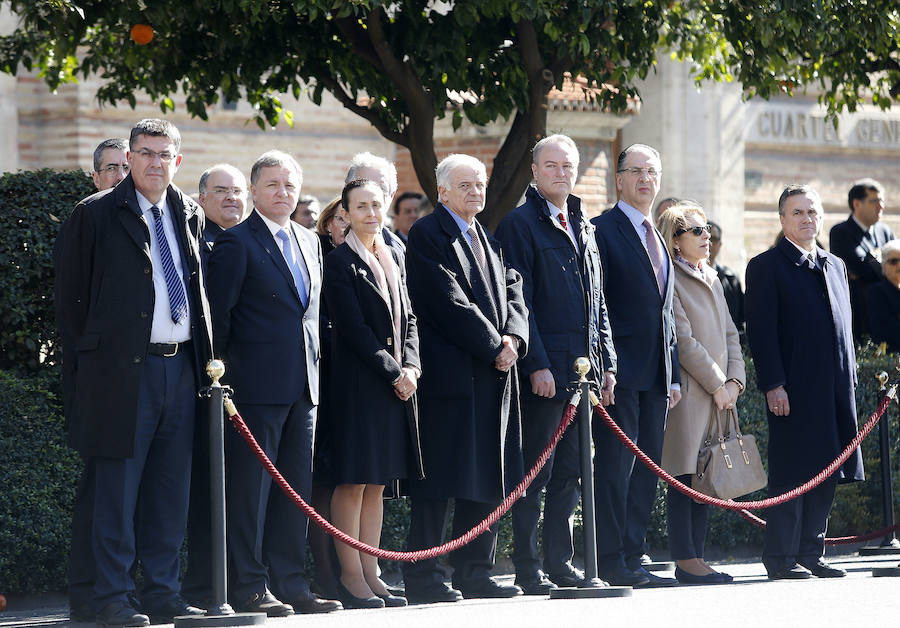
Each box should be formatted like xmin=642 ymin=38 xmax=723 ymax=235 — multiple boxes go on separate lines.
xmin=375 ymin=592 xmax=408 ymax=607
xmin=336 ymin=581 xmax=385 ymax=609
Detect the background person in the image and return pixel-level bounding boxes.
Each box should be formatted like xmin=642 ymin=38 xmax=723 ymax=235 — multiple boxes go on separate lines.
xmin=292 ymin=194 xmax=321 ymax=229
xmin=866 ymin=239 xmax=900 ymax=354
xmin=91 ymin=137 xmax=129 ymax=191
xmin=392 ymin=191 xmax=424 ymax=243
xmin=324 ymin=179 xmax=423 ymax=609
xmin=658 ymin=202 xmax=744 ymax=585
xmin=315 ymin=197 xmax=348 ymax=256
xmin=707 ymin=221 xmax=744 ymax=338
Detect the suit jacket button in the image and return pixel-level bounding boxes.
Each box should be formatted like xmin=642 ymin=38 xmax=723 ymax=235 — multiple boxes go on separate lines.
xmin=140 ymin=312 xmax=148 ymax=318
xmin=134 ymin=356 xmax=142 ymax=363
xmin=144 ymin=267 xmax=151 ymax=274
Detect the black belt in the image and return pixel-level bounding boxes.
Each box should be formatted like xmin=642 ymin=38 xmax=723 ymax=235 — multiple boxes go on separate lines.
xmin=148 ymin=340 xmax=190 ymax=357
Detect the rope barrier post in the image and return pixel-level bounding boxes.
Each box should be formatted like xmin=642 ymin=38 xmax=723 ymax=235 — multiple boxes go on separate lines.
xmin=178 ymin=360 xmax=265 ymax=627
xmin=550 ymin=358 xmax=631 ymax=599
xmin=860 ymin=371 xmax=900 ymax=556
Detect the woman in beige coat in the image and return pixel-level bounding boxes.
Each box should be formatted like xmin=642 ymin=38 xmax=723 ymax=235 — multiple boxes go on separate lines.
xmin=658 ymin=202 xmax=746 ymax=585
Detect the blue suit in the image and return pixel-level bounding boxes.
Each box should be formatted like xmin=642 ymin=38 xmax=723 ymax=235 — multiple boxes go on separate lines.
xmin=746 ymin=237 xmax=863 ymax=571
xmin=495 ymin=186 xmax=615 ymax=578
xmin=590 ymin=203 xmax=680 ymax=573
xmin=206 ymin=209 xmax=322 ymax=603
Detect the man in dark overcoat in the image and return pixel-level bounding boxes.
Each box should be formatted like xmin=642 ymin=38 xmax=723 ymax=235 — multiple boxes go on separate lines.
xmin=402 ymin=153 xmax=529 ymax=603
xmin=495 ymin=134 xmax=616 ymax=594
xmin=746 ymin=184 xmax=864 ymax=580
xmin=206 ymin=151 xmax=340 ymax=616
xmin=590 ymin=144 xmax=680 ymax=587
xmin=55 ymin=119 xmax=212 ymax=626
xmin=829 ymin=178 xmax=894 ymax=342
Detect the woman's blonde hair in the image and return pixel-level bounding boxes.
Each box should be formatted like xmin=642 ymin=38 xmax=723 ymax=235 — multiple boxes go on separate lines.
xmin=658 ymin=200 xmax=707 ymax=258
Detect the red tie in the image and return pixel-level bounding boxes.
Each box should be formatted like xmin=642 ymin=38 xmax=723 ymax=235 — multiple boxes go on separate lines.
xmin=558 ymin=212 xmax=568 ymax=232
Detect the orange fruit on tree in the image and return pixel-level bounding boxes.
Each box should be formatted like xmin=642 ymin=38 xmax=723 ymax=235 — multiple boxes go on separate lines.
xmin=130 ymin=24 xmax=154 ymax=45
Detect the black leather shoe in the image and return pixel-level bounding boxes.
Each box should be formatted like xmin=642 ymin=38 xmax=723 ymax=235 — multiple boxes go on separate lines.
xmin=405 ymin=581 xmax=463 ymax=604
xmin=69 ymin=601 xmax=95 ymax=623
xmin=336 ymin=581 xmax=385 ymax=609
xmin=515 ymin=571 xmax=556 ymax=595
xmin=633 ymin=566 xmax=678 ymax=587
xmin=96 ymin=601 xmax=150 ymax=627
xmin=767 ymin=563 xmax=812 ymax=580
xmin=674 ymin=567 xmax=726 ymax=585
xmin=234 ymin=591 xmax=294 ymax=617
xmin=144 ymin=598 xmax=205 ymax=624
xmin=599 ymin=565 xmax=649 ymax=587
xmin=547 ymin=564 xmax=586 ymax=588
xmin=376 ymin=592 xmax=409 ymax=607
xmin=287 ymin=594 xmax=343 ymax=614
xmin=799 ymin=559 xmax=846 ymax=578
xmin=456 ymin=578 xmax=522 ymax=599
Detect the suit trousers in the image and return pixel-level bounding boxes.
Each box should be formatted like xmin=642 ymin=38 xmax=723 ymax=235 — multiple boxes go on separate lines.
xmin=92 ymin=351 xmax=196 ymax=608
xmin=666 ymin=474 xmax=709 ymax=560
xmin=225 ymin=398 xmax=316 ymax=603
xmin=403 ymin=497 xmax=500 ymax=590
xmin=592 ymin=386 xmax=668 ymax=571
xmin=511 ymin=397 xmax=580 ymax=577
xmin=68 ymin=456 xmax=96 ymax=610
xmin=762 ymin=477 xmax=838 ymax=571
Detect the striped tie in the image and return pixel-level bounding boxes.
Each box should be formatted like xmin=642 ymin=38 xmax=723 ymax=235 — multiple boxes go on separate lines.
xmin=150 ymin=206 xmax=188 ymax=325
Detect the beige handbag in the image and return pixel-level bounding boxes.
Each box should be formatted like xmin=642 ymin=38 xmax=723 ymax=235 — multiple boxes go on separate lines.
xmin=693 ymin=406 xmax=767 ymax=500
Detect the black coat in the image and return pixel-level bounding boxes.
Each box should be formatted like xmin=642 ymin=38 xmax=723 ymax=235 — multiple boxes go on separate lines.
xmin=54 ymin=175 xmax=213 ymax=458
xmin=745 ymin=237 xmax=864 ymax=487
xmin=712 ymin=261 xmax=745 ymax=336
xmin=322 ymin=243 xmax=424 ymax=483
xmin=829 ymin=217 xmax=895 ymax=340
xmin=405 ymin=204 xmax=529 ymax=502
xmin=495 ymin=186 xmax=616 ymax=396
xmin=866 ymin=277 xmax=900 ymax=354
xmin=591 ymin=204 xmax=680 ymax=392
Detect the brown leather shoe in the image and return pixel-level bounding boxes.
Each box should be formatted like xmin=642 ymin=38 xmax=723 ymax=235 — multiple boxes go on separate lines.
xmin=287 ymin=594 xmax=343 ymax=614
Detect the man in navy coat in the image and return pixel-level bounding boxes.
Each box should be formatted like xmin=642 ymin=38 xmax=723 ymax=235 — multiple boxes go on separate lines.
xmin=590 ymin=144 xmax=681 ymax=587
xmin=207 ymin=151 xmax=340 ymax=615
xmin=495 ymin=134 xmax=616 ymax=594
xmin=829 ymin=178 xmax=894 ymax=343
xmin=746 ymin=184 xmax=864 ymax=580
xmin=402 ymin=154 xmax=529 ymax=603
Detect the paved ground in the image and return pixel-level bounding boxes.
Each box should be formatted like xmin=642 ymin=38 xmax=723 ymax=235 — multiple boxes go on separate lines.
xmin=3 ymin=552 xmax=900 ymax=628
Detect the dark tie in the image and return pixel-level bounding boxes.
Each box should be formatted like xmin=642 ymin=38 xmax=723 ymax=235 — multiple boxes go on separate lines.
xmin=643 ymin=218 xmax=666 ymax=298
xmin=558 ymin=211 xmax=568 ymax=232
xmin=150 ymin=206 xmax=188 ymax=325
xmin=467 ymin=226 xmax=487 ymax=270
xmin=277 ymin=229 xmax=309 ymax=308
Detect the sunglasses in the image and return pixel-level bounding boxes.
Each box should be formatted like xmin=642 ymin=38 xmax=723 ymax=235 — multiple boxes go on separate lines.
xmin=675 ymin=224 xmax=711 ymax=237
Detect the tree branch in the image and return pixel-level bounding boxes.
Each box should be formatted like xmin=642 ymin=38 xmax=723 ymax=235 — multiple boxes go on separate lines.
xmin=315 ymin=74 xmax=408 ymax=146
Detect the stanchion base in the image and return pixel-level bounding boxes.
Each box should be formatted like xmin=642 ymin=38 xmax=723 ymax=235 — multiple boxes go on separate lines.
xmin=550 ymin=583 xmax=631 ymax=599
xmin=174 ymin=611 xmax=266 ymax=627
xmin=859 ymin=539 xmax=900 ymax=556
xmin=872 ymin=566 xmax=900 ymax=577
xmin=643 ymin=561 xmax=675 ymax=572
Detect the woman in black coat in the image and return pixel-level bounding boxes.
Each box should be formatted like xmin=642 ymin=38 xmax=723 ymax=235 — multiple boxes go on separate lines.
xmin=867 ymin=239 xmax=900 ymax=354
xmin=324 ymin=179 xmax=423 ymax=609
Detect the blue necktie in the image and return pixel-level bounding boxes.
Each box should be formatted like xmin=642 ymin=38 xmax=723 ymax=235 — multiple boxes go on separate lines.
xmin=276 ymin=229 xmax=309 ymax=308
xmin=150 ymin=206 xmax=188 ymax=325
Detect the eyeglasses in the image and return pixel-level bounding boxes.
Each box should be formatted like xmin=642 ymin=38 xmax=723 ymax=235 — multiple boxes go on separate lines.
xmin=617 ymin=167 xmax=661 ymax=179
xmin=211 ymin=186 xmax=246 ymax=197
xmin=884 ymin=258 xmax=900 ymax=266
xmin=675 ymin=224 xmax=712 ymax=237
xmin=100 ymin=164 xmax=130 ymax=175
xmin=135 ymin=148 xmax=176 ymax=163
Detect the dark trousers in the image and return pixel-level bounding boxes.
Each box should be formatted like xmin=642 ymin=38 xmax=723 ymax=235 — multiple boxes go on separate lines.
xmin=68 ymin=456 xmax=96 ymax=611
xmin=403 ymin=497 xmax=499 ymax=589
xmin=763 ymin=477 xmax=838 ymax=571
xmin=181 ymin=399 xmax=213 ymax=604
xmin=92 ymin=352 xmax=196 ymax=608
xmin=226 ymin=398 xmax=315 ymax=603
xmin=666 ymin=474 xmax=709 ymax=560
xmin=592 ymin=386 xmax=668 ymax=571
xmin=511 ymin=397 xmax=580 ymax=577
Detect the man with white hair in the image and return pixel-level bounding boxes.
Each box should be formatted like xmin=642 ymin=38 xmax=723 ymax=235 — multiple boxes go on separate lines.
xmin=402 ymin=153 xmax=529 ymax=603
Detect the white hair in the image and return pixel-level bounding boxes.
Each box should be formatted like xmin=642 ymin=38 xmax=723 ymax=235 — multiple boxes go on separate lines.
xmin=345 ymin=152 xmax=398 ymax=200
xmin=533 ymin=134 xmax=580 ymax=167
xmin=435 ymin=154 xmax=487 ymax=191
xmin=882 ymin=239 xmax=900 ymax=258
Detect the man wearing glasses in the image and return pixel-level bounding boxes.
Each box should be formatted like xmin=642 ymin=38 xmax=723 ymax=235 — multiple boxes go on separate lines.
xmin=196 ymin=164 xmax=248 ymax=264
xmin=829 ymin=178 xmax=895 ymax=343
xmin=590 ymin=144 xmax=680 ymax=587
xmin=91 ymin=138 xmax=130 ymax=191
xmin=56 ymin=118 xmax=212 ymax=626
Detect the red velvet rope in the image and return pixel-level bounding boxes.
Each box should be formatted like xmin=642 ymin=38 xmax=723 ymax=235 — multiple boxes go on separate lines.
xmin=227 ymin=400 xmax=579 ymax=561
xmin=592 ymin=393 xmax=898 ymax=544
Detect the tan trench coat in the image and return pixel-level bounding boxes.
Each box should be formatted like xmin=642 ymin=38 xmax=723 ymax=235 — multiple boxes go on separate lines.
xmin=661 ymin=259 xmax=746 ymax=477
